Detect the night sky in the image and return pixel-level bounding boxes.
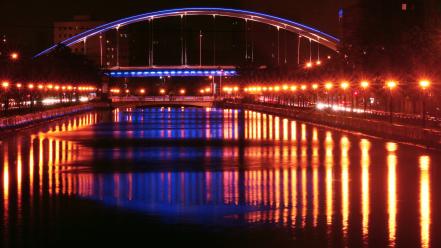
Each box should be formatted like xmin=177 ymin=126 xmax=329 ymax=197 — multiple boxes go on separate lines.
xmin=0 ymin=0 xmax=344 ymax=55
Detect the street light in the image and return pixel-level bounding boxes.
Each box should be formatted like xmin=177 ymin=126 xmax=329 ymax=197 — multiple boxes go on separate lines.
xmin=325 ymin=82 xmax=333 ymax=106
xmin=360 ymin=81 xmax=370 ymax=113
xmin=2 ymin=81 xmax=9 ymax=89
xmin=159 ymin=88 xmax=166 ymax=95
xmin=10 ymin=52 xmax=19 ymax=61
xmin=419 ymin=80 xmax=431 ymax=127
xmin=180 ymin=89 xmax=186 ymax=95
xmin=139 ymin=88 xmax=146 ymax=95
xmin=386 ymin=81 xmax=397 ymax=123
xmin=340 ymin=81 xmax=350 ymax=111
xmin=311 ymin=84 xmax=319 ymax=104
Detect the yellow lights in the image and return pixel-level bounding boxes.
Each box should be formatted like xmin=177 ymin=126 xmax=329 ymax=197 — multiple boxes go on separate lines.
xmin=290 ymin=85 xmax=298 ymax=92
xmin=419 ymin=80 xmax=430 ymax=90
xmin=312 ymin=84 xmax=319 ymax=90
xmin=316 ymin=60 xmax=322 ymax=66
xmin=361 ymin=81 xmax=370 ymax=89
xmin=233 ymin=86 xmax=239 ymax=92
xmin=199 ymin=89 xmax=205 ymax=94
xmin=159 ymin=88 xmax=166 ymax=95
xmin=387 ymin=81 xmax=397 ymax=90
xmin=179 ymin=89 xmax=186 ymax=95
xmin=38 ymin=84 xmax=44 ymax=90
xmin=54 ymin=85 xmax=60 ymax=91
xmin=340 ymin=81 xmax=350 ymax=90
xmin=300 ymin=85 xmax=307 ymax=91
xmin=274 ymin=86 xmax=280 ymax=92
xmin=325 ymin=82 xmax=333 ymax=90
xmin=10 ymin=52 xmax=19 ymax=60
xmin=282 ymin=84 xmax=289 ymax=91
xmin=28 ymin=84 xmax=34 ymax=90
xmin=305 ymin=62 xmax=313 ymax=68
xmin=205 ymin=87 xmax=211 ymax=92
xmin=110 ymin=88 xmax=121 ymax=94
xmin=47 ymin=84 xmax=53 ymax=90
xmin=16 ymin=83 xmax=22 ymax=89
xmin=1 ymin=81 xmax=9 ymax=89
xmin=139 ymin=88 xmax=146 ymax=94
xmin=125 ymin=89 xmax=130 ymax=94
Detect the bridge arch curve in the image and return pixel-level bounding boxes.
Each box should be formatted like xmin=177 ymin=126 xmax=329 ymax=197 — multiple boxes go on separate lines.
xmin=36 ymin=7 xmax=339 ymax=58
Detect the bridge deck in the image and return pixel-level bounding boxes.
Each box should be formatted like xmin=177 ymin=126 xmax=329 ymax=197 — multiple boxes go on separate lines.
xmin=105 ymin=66 xmax=237 ymax=78
xmin=110 ymin=96 xmax=216 ymax=108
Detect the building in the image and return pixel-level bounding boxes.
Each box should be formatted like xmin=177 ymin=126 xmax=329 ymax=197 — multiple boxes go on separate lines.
xmin=53 ymin=16 xmax=129 ymax=67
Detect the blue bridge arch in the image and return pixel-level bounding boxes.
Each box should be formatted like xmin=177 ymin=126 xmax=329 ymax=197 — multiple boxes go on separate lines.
xmin=35 ymin=7 xmax=340 ymax=58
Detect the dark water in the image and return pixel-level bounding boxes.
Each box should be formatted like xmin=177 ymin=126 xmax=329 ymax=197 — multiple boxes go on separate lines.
xmin=1 ymin=107 xmax=440 ymax=247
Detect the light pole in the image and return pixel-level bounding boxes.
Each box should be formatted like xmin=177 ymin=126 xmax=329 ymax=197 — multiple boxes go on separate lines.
xmin=360 ymin=81 xmax=370 ymax=116
xmin=325 ymin=82 xmax=333 ymax=107
xmin=340 ymin=81 xmax=349 ymax=112
xmin=312 ymin=84 xmax=318 ymax=105
xmin=199 ymin=30 xmax=203 ymax=67
xmin=419 ymin=80 xmax=430 ymax=127
xmin=386 ymin=81 xmax=397 ymax=123
xmin=1 ymin=81 xmax=10 ymax=112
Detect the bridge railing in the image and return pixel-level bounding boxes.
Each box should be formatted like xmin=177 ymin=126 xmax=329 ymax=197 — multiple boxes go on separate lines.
xmin=110 ymin=96 xmax=215 ymax=102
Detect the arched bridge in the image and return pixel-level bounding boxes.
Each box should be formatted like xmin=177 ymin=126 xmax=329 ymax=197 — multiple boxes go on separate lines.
xmin=35 ymin=7 xmax=340 ymax=58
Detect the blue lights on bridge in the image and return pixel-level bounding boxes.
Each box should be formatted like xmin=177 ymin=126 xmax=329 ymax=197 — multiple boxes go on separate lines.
xmin=35 ymin=7 xmax=340 ymax=58
xmin=106 ymin=69 xmax=238 ymax=78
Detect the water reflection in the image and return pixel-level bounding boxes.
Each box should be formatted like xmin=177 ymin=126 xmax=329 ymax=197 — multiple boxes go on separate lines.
xmin=387 ymin=142 xmax=398 ymax=247
xmin=0 ymin=108 xmax=438 ymax=247
xmin=420 ymin=156 xmax=430 ymax=248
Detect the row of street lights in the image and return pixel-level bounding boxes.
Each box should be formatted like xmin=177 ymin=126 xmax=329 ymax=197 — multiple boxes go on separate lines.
xmin=240 ymin=79 xmax=432 ymax=125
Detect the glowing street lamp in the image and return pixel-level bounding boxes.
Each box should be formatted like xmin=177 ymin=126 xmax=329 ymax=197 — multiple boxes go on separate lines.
xmin=386 ymin=81 xmax=398 ymax=123
xmin=311 ymin=84 xmax=319 ymax=103
xmin=360 ymin=81 xmax=369 ymax=89
xmin=387 ymin=81 xmax=397 ymax=90
xmin=340 ymin=81 xmax=350 ymax=90
xmin=179 ymin=89 xmax=186 ymax=95
xmin=340 ymin=82 xmax=350 ymax=111
xmin=159 ymin=88 xmax=166 ymax=95
xmin=10 ymin=52 xmax=19 ymax=61
xmin=360 ymin=81 xmax=370 ymax=113
xmin=325 ymin=82 xmax=333 ymax=91
xmin=305 ymin=62 xmax=313 ymax=69
xmin=325 ymin=82 xmax=333 ymax=105
xmin=28 ymin=84 xmax=34 ymax=90
xmin=139 ymin=88 xmax=146 ymax=95
xmin=419 ymin=80 xmax=431 ymax=127
xmin=419 ymin=80 xmax=430 ymax=90
xmin=1 ymin=81 xmax=9 ymax=89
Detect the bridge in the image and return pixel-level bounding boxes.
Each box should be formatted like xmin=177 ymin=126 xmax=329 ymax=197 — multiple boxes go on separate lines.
xmin=110 ymin=96 xmax=215 ymax=108
xmin=34 ymin=7 xmax=340 ymax=95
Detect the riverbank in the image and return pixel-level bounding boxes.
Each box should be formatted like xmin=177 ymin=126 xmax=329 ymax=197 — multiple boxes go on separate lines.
xmin=220 ymin=102 xmax=441 ymax=149
xmin=0 ymin=102 xmax=110 ymax=132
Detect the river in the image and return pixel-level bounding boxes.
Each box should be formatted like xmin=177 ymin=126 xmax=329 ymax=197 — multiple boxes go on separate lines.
xmin=0 ymin=107 xmax=439 ymax=247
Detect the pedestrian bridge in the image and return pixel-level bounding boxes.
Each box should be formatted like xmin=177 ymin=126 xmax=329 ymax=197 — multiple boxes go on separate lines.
xmin=110 ymin=96 xmax=215 ymax=108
